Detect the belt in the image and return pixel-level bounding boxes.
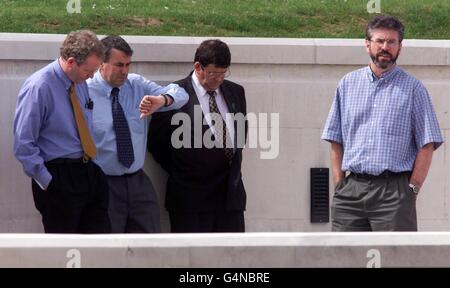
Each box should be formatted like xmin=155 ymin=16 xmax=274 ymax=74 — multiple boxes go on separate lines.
xmin=109 ymin=169 xmax=141 ymax=178
xmin=46 ymin=157 xmax=90 ymax=165
xmin=350 ymin=170 xmax=411 ymax=180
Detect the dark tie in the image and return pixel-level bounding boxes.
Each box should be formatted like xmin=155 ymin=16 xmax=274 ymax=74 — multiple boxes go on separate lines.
xmin=207 ymin=90 xmax=234 ymax=162
xmin=69 ymin=82 xmax=96 ymax=161
xmin=111 ymin=87 xmax=135 ymax=168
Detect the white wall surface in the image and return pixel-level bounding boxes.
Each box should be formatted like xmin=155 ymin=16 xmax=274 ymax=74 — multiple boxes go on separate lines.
xmin=1 ymin=33 xmax=449 ymax=232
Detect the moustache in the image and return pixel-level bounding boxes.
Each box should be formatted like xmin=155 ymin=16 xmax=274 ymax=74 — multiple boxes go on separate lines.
xmin=377 ymin=51 xmax=392 ymax=58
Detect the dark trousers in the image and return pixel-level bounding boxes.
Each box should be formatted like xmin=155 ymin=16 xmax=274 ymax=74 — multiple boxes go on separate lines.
xmin=107 ymin=169 xmax=161 ymax=233
xmin=31 ymin=159 xmax=111 ymax=233
xmin=169 ymin=210 xmax=245 ymax=233
xmin=332 ymin=171 xmax=417 ymax=231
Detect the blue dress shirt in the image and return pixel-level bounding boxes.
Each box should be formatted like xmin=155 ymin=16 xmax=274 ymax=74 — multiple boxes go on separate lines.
xmin=87 ymin=71 xmax=188 ymax=176
xmin=322 ymin=66 xmax=443 ymax=175
xmin=13 ymin=59 xmax=93 ymax=188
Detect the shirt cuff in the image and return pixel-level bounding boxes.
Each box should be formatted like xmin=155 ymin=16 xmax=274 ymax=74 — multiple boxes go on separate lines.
xmin=35 ymin=169 xmax=52 ymax=190
xmin=34 ymin=179 xmax=46 ymax=190
xmin=321 ymin=131 xmax=343 ymax=144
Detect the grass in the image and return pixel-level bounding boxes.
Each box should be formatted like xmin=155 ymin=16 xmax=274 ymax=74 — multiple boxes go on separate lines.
xmin=0 ymin=0 xmax=449 ymax=39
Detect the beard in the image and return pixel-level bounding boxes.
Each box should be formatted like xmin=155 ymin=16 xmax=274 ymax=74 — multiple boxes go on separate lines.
xmin=370 ymin=49 xmax=399 ymax=69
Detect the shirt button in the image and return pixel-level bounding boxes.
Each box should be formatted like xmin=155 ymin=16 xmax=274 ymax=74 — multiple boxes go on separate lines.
xmin=374 ymin=104 xmax=377 ymax=107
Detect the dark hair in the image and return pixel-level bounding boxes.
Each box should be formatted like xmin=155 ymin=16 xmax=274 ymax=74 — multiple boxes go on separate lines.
xmin=365 ymin=15 xmax=405 ymax=42
xmin=101 ymin=35 xmax=134 ymax=62
xmin=60 ymin=30 xmax=104 ymax=64
xmin=194 ymin=39 xmax=231 ymax=68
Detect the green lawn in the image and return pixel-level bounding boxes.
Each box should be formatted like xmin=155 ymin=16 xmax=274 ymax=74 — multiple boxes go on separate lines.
xmin=0 ymin=0 xmax=449 ymax=39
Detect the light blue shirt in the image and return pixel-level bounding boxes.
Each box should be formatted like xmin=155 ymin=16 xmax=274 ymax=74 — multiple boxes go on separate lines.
xmin=87 ymin=71 xmax=188 ymax=176
xmin=14 ymin=59 xmax=92 ymax=188
xmin=322 ymin=66 xmax=443 ymax=175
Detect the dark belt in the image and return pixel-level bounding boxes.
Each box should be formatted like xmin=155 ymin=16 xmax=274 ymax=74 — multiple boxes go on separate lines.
xmin=109 ymin=169 xmax=141 ymax=178
xmin=46 ymin=157 xmax=90 ymax=165
xmin=350 ymin=170 xmax=411 ymax=180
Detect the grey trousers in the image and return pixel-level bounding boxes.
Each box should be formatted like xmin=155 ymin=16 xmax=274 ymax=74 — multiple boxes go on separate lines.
xmin=107 ymin=169 xmax=161 ymax=233
xmin=331 ymin=172 xmax=417 ymax=231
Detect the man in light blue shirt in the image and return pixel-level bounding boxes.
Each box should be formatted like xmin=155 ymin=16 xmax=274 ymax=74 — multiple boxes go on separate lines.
xmin=14 ymin=30 xmax=111 ymax=233
xmin=87 ymin=35 xmax=188 ymax=233
xmin=322 ymin=15 xmax=443 ymax=231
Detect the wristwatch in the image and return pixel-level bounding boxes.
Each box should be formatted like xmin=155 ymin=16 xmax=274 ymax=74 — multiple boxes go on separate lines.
xmin=162 ymin=94 xmax=172 ymax=107
xmin=408 ymin=183 xmax=421 ymax=195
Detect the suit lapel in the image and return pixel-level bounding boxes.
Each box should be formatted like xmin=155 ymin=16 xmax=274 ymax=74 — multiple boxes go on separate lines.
xmin=182 ymin=75 xmax=241 ymax=150
xmin=181 ymin=73 xmax=201 ymax=116
xmin=181 ymin=73 xmax=212 ymax=141
xmin=220 ymin=82 xmax=240 ymax=149
xmin=220 ymin=82 xmax=237 ymax=114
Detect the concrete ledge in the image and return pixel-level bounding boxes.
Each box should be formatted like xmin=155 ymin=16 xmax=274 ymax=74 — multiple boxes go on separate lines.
xmin=1 ymin=33 xmax=449 ymax=65
xmin=2 ymin=232 xmax=450 ymax=267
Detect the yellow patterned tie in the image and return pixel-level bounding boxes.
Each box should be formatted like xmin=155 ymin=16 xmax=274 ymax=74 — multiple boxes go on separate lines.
xmin=69 ymin=82 xmax=96 ymax=161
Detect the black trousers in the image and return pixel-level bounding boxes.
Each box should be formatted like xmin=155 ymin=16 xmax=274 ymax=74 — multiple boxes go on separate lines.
xmin=169 ymin=210 xmax=245 ymax=233
xmin=31 ymin=159 xmax=111 ymax=233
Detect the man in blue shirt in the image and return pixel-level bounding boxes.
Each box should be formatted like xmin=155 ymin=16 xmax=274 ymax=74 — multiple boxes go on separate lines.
xmin=322 ymin=15 xmax=443 ymax=231
xmin=87 ymin=35 xmax=188 ymax=233
xmin=14 ymin=30 xmax=111 ymax=233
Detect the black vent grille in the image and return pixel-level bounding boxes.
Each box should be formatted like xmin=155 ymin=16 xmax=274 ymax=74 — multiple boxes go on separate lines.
xmin=310 ymin=168 xmax=329 ymax=223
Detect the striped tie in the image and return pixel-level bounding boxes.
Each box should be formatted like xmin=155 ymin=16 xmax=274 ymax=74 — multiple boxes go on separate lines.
xmin=207 ymin=90 xmax=234 ymax=163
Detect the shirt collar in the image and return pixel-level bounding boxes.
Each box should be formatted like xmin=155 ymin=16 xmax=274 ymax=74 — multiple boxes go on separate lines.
xmin=366 ymin=65 xmax=399 ymax=82
xmin=192 ymin=72 xmax=218 ymax=97
xmin=52 ymin=58 xmax=72 ymax=91
xmin=93 ymin=70 xmax=131 ymax=98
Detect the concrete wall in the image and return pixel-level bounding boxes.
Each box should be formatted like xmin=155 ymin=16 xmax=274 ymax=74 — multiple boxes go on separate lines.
xmin=1 ymin=33 xmax=449 ymax=233
xmin=2 ymin=232 xmax=450 ymax=267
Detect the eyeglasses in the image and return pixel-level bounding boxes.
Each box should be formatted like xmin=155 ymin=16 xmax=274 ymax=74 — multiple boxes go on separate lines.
xmin=370 ymin=38 xmax=399 ymax=48
xmin=201 ymin=65 xmax=231 ymax=78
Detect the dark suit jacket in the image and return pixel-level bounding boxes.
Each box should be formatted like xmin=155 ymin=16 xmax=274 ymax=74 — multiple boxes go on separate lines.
xmin=148 ymin=72 xmax=247 ymax=213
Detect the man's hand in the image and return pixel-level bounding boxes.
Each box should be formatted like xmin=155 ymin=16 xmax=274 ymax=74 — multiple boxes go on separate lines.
xmin=139 ymin=95 xmax=165 ymax=119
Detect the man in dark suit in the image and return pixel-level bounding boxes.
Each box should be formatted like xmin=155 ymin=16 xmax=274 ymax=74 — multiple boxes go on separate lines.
xmin=148 ymin=39 xmax=247 ymax=233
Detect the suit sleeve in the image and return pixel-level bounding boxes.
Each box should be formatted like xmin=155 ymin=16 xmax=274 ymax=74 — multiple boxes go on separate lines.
xmin=148 ymin=110 xmax=174 ymax=173
xmin=234 ymin=84 xmax=247 ymax=149
xmin=241 ymin=86 xmax=248 ymax=142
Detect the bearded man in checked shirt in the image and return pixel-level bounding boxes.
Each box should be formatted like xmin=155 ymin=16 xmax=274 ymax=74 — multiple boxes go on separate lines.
xmin=322 ymin=15 xmax=443 ymax=231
